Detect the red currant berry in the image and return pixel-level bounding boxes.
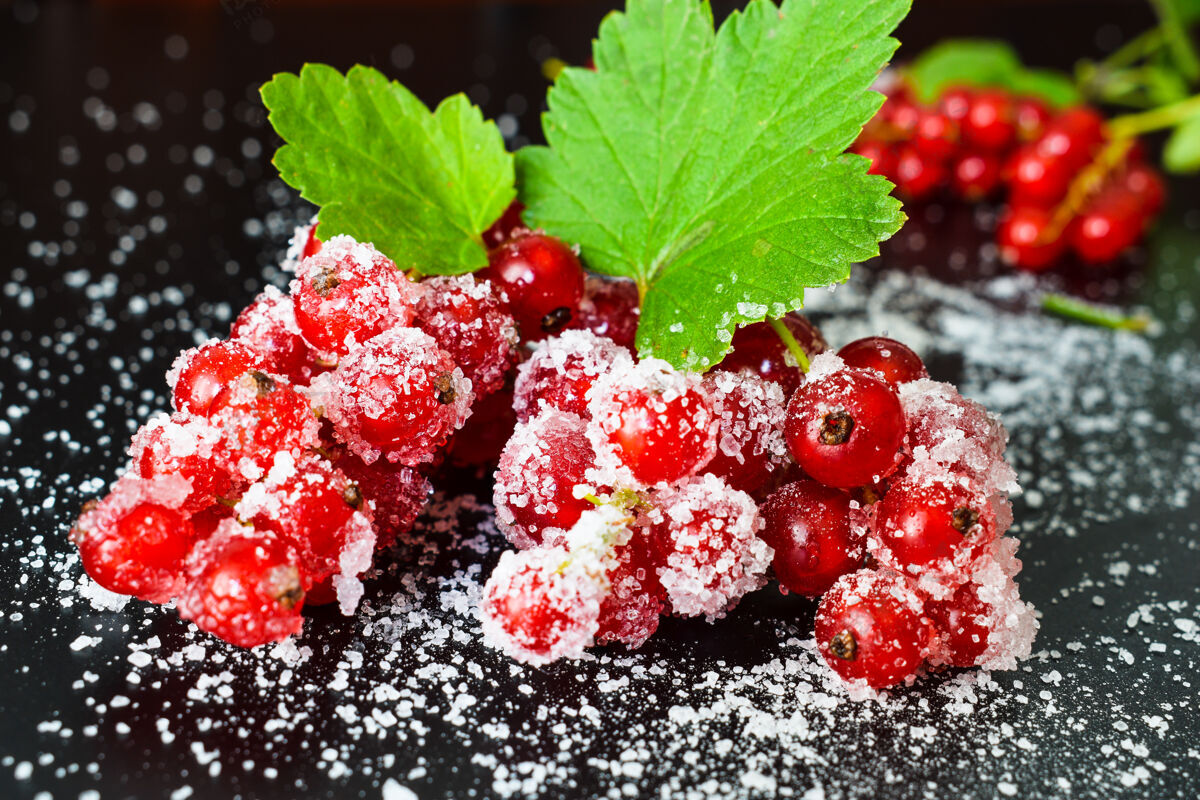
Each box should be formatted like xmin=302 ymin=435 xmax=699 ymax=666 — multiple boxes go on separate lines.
xmin=885 ymin=99 xmax=920 ymax=138
xmin=784 ymin=361 xmax=905 ymax=489
xmin=715 ymin=313 xmax=828 ymax=396
xmin=168 ymin=340 xmax=262 ymax=417
xmin=334 ymin=449 xmax=430 ymax=550
xmin=480 ymin=546 xmax=605 ymax=665
xmin=480 ymin=232 xmax=585 ymax=342
xmin=760 ymin=479 xmax=862 ymax=597
xmin=494 ymin=410 xmax=602 ymax=549
xmin=925 ymin=581 xmax=992 ymax=667
xmin=646 ymin=473 xmax=772 ymax=618
xmin=445 ymin=386 xmax=518 ymax=467
xmin=701 ymin=371 xmax=789 ymax=497
xmin=130 ymin=414 xmax=234 ymax=512
xmin=893 ymin=144 xmax=947 ymax=201
xmin=482 ymin=200 xmax=527 ymax=248
xmin=961 ymin=90 xmax=1016 ymax=151
xmin=950 ymin=151 xmax=1002 ymax=200
xmin=596 ymin=531 xmax=665 ymax=648
xmin=872 ymin=474 xmax=997 ymax=572
xmin=208 ymin=370 xmax=322 ymax=480
xmin=73 ymin=481 xmax=198 ymax=602
xmin=1068 ymin=186 xmax=1144 ymax=264
xmin=836 ymin=337 xmax=928 ymax=386
xmin=913 ymin=110 xmax=959 ymax=160
xmin=323 ymin=326 xmax=472 ymax=466
xmin=1006 ymin=144 xmax=1073 ymax=206
xmin=1014 ymin=97 xmax=1050 ymax=141
xmin=414 ymin=274 xmax=518 ymax=399
xmin=851 ymin=140 xmax=898 ymax=180
xmin=1123 ymin=163 xmax=1166 ymax=217
xmin=815 ymin=569 xmax=927 ymax=689
xmin=937 ymin=86 xmax=973 ymax=123
xmin=996 ymin=205 xmax=1065 ymax=272
xmin=569 ymin=275 xmax=641 ymax=351
xmin=513 ymin=329 xmax=633 ymax=423
xmin=177 ymin=521 xmax=306 ymax=648
xmin=1037 ymin=107 xmax=1105 ymax=170
xmin=588 ymin=359 xmax=719 ymax=487
xmin=230 ymin=285 xmax=323 ymax=386
xmin=290 ymin=237 xmax=418 ymax=360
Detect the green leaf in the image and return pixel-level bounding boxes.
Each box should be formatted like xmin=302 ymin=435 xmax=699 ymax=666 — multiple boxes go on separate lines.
xmin=1164 ymin=114 xmax=1200 ymax=172
xmin=1151 ymin=0 xmax=1200 ymax=80
xmin=261 ymin=64 xmax=515 ymax=274
xmin=905 ymin=38 xmax=1081 ymax=106
xmin=517 ymin=0 xmax=908 ymax=370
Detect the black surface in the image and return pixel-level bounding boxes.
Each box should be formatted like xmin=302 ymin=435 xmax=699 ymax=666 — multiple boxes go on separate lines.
xmin=2 ymin=2 xmax=1199 ymax=799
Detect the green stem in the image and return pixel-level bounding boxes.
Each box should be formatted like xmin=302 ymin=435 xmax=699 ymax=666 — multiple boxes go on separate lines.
xmin=767 ymin=317 xmax=810 ymax=373
xmin=1150 ymin=0 xmax=1200 ymax=82
xmin=1101 ymin=27 xmax=1166 ymax=72
xmin=1108 ymin=92 xmax=1200 ymax=137
xmin=1041 ymin=293 xmax=1151 ymax=332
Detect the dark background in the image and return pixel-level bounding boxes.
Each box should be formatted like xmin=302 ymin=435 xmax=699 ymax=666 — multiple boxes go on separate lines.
xmin=1 ymin=2 xmax=1198 ymax=799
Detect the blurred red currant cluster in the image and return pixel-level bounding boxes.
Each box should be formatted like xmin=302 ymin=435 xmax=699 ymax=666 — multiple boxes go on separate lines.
xmin=72 ymin=210 xmax=606 ymax=648
xmin=853 ymin=81 xmax=1165 ymax=272
xmin=482 ymin=312 xmax=1036 ymax=691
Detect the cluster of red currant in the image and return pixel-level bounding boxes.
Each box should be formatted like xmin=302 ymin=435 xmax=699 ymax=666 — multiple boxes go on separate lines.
xmin=72 ymin=211 xmax=596 ymax=648
xmin=481 ymin=313 xmax=1036 ymax=690
xmin=853 ymin=81 xmax=1165 ymax=272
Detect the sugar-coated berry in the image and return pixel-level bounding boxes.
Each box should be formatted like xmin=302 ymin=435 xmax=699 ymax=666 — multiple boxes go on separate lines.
xmin=414 ymin=274 xmax=517 ymax=399
xmin=701 ymin=371 xmax=789 ymax=497
xmin=494 ymin=410 xmax=601 ymax=550
xmin=334 ymin=449 xmax=431 ymax=550
xmin=836 ymin=337 xmax=929 ymax=386
xmin=925 ymin=581 xmax=992 ymax=667
xmin=715 ymin=313 xmax=828 ymax=396
xmin=784 ymin=356 xmax=906 ymax=489
xmin=72 ymin=479 xmax=198 ymax=602
xmin=168 ymin=340 xmax=263 ymax=417
xmin=177 ymin=520 xmax=305 ymax=648
xmin=513 ymin=329 xmax=633 ymax=423
xmin=760 ymin=479 xmax=862 ymax=597
xmin=208 ymin=370 xmax=322 ymax=481
xmin=587 ymin=358 xmax=719 ymax=487
xmin=646 ymin=473 xmax=772 ymax=619
xmin=595 ymin=531 xmax=665 ymax=648
xmin=321 ymin=326 xmax=473 ymax=466
xmin=996 ymin=205 xmax=1065 ymax=272
xmin=130 ymin=413 xmax=234 ymax=512
xmin=230 ymin=285 xmax=323 ymax=386
xmin=814 ymin=569 xmax=927 ymax=689
xmin=290 ymin=236 xmax=418 ymax=360
xmin=570 ymin=276 xmax=641 ymax=351
xmin=872 ymin=474 xmax=997 ymax=573
xmin=479 ymin=546 xmax=605 ymax=666
xmin=480 ymin=232 xmax=585 ymax=342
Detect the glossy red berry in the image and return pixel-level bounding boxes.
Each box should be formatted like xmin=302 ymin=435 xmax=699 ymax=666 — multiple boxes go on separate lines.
xmin=913 ymin=110 xmax=958 ymax=160
xmin=301 ymin=223 xmax=322 ymax=259
xmin=169 ymin=340 xmax=262 ymax=417
xmin=482 ymin=200 xmax=527 ymax=248
xmin=784 ymin=365 xmax=905 ymax=489
xmin=872 ymin=475 xmax=997 ymax=572
xmin=950 ymin=151 xmax=1002 ymax=200
xmin=480 ymin=232 xmax=586 ymax=342
xmin=569 ymin=276 xmax=641 ymax=351
xmin=925 ymin=582 xmax=992 ymax=667
xmin=1006 ymin=144 xmax=1072 ymax=206
xmin=588 ymin=360 xmax=719 ymax=487
xmin=1038 ymin=108 xmax=1105 ymax=169
xmin=445 ymin=387 xmax=518 ymax=467
xmin=177 ymin=522 xmax=306 ymax=648
xmin=290 ymin=237 xmax=418 ymax=360
xmin=815 ymin=570 xmax=927 ymax=689
xmin=1014 ymin=97 xmax=1050 ymax=141
xmin=852 ymin=140 xmax=898 ymax=180
xmin=760 ymin=479 xmax=862 ymax=597
xmin=996 ymin=205 xmax=1065 ymax=272
xmin=73 ymin=487 xmax=198 ymax=602
xmin=962 ymin=90 xmax=1016 ymax=151
xmin=715 ymin=313 xmax=828 ymax=396
xmin=836 ymin=337 xmax=928 ymax=386
xmin=1068 ymin=187 xmax=1143 ymax=264
xmin=884 ymin=98 xmax=920 ymax=138
xmin=893 ymin=145 xmax=947 ymax=201
xmin=938 ymin=87 xmax=973 ymax=123
xmin=1122 ymin=163 xmax=1166 ymax=217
